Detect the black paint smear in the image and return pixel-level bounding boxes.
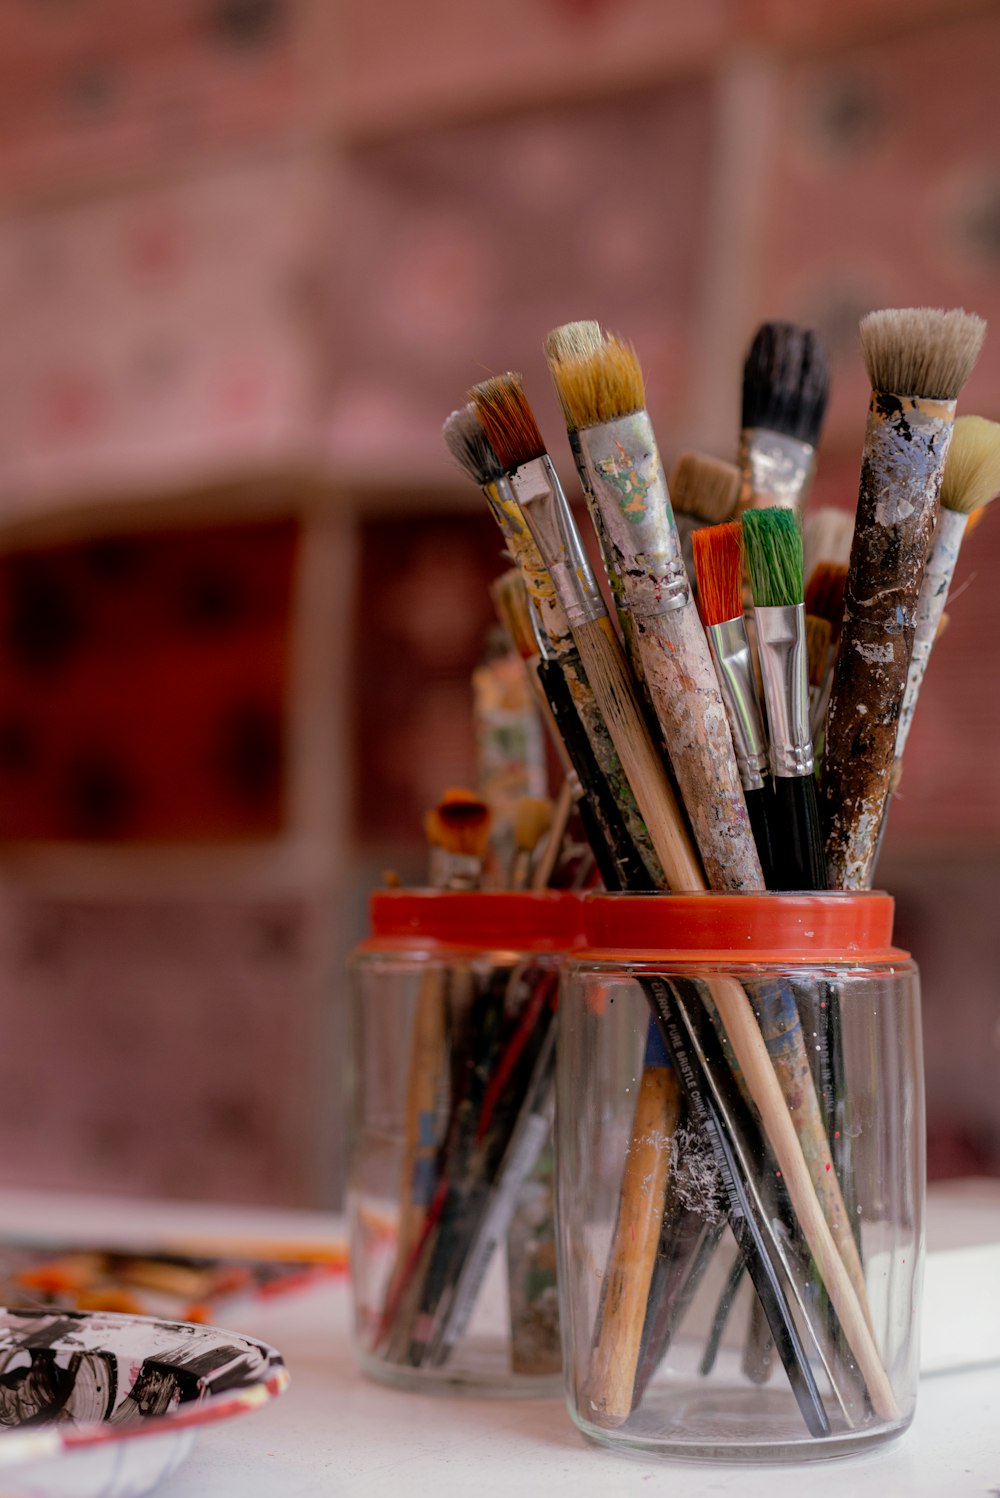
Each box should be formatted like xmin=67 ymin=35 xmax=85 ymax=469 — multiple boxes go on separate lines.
xmin=0 ymin=1350 xmax=73 ymax=1427
xmin=7 ymin=562 xmax=85 ymax=673
xmin=65 ymin=754 xmax=138 ymax=838
xmin=214 ymin=702 xmax=283 ymax=808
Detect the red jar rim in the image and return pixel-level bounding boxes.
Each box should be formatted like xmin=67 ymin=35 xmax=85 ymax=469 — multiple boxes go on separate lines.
xmin=578 ymin=891 xmax=909 ymax=964
xmin=363 ymin=889 xmax=585 ymax=953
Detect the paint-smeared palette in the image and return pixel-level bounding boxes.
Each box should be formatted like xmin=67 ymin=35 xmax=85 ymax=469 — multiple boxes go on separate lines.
xmin=0 ymin=1306 xmax=288 ymax=1498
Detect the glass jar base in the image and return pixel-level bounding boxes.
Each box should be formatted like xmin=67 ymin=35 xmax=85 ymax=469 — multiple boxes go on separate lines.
xmin=358 ymin=1348 xmax=563 ymax=1399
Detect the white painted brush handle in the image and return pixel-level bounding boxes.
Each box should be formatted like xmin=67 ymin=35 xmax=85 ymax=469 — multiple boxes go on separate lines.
xmin=895 ymin=507 xmax=967 ymax=762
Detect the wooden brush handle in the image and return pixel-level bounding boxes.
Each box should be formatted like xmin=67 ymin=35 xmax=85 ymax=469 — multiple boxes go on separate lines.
xmin=705 ymin=971 xmax=898 ymax=1420
xmin=571 ymin=616 xmax=705 ymax=891
xmin=586 ymin=1061 xmax=682 ymax=1426
xmin=822 ymin=392 xmax=955 ymax=891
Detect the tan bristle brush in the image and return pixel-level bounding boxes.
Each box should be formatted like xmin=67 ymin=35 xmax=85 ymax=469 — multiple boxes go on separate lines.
xmin=548 ymin=333 xmax=763 ymax=892
xmin=894 ymin=414 xmax=1000 ymax=769
xmin=670 ymin=451 xmax=742 ymax=575
xmin=424 ymin=788 xmax=492 ymax=890
xmin=822 ymin=307 xmax=986 ymax=891
xmin=471 ymin=371 xmax=703 ymax=892
xmin=509 ymin=795 xmax=555 ymax=889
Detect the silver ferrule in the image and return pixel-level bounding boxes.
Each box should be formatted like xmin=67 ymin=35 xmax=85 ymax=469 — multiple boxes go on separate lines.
xmin=754 ymin=603 xmax=813 ymax=778
xmin=705 ymin=618 xmax=769 ymax=791
xmin=513 ymin=457 xmax=607 ymax=630
xmin=575 ymin=410 xmax=691 ymax=619
xmin=739 ymin=428 xmax=816 ymax=514
xmin=428 ymin=848 xmax=483 ymax=891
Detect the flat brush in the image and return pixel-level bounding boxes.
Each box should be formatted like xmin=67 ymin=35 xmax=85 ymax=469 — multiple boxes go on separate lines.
xmin=743 ymin=508 xmax=827 ymax=892
xmin=822 ymin=306 xmax=986 ymax=891
xmin=510 ymin=795 xmax=554 ymax=889
xmin=739 ymin=322 xmax=830 ymax=517
xmin=802 ymin=506 xmax=854 ymax=595
xmin=469 ymin=373 xmax=701 ymax=890
xmin=691 ymin=521 xmax=775 ymax=884
xmin=804 ymin=562 xmax=847 ymax=751
xmin=548 ymin=334 xmax=762 ymax=892
xmin=447 ymin=402 xmax=665 ymax=888
xmin=894 ymin=414 xmax=1000 ymax=767
xmin=670 ymin=450 xmax=742 ymax=576
xmin=424 ymin=789 xmax=492 ymax=891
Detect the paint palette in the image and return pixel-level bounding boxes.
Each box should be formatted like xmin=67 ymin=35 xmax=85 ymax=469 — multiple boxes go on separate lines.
xmin=0 ymin=1306 xmax=288 ymax=1498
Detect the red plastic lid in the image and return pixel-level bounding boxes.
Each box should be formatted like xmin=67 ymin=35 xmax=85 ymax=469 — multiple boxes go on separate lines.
xmin=363 ymin=889 xmax=585 ymax=953
xmin=579 ymin=891 xmax=908 ymax=964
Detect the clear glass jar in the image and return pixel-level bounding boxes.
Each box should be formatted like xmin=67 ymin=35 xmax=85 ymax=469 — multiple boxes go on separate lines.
xmin=347 ymin=889 xmax=582 ymax=1394
xmin=556 ymin=891 xmax=923 ymax=1461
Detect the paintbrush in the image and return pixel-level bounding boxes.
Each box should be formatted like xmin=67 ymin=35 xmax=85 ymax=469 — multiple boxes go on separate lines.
xmin=739 ymin=322 xmax=830 ymax=517
xmin=691 ymin=520 xmax=775 ymax=884
xmin=547 ymin=335 xmax=762 ymax=892
xmin=468 ymin=374 xmax=702 ymax=890
xmin=423 ymin=789 xmax=493 ymax=891
xmin=806 ymin=614 xmax=833 ymax=745
xmin=804 ymin=561 xmax=848 ymax=749
xmin=822 ymin=307 xmax=986 ymax=891
xmin=743 ymin=507 xmax=827 ymax=891
xmin=893 ymin=414 xmax=1000 ymax=768
xmin=446 ymin=404 xmax=666 ymax=888
xmin=670 ymin=450 xmax=742 ymax=576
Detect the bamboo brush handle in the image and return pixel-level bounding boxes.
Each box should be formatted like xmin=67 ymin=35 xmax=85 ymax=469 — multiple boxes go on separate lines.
xmin=530 ymin=778 xmax=574 ymax=890
xmin=586 ymin=1062 xmax=682 ymax=1426
xmin=571 ymin=615 xmax=705 ymax=890
xmin=705 ymin=971 xmax=898 ymax=1420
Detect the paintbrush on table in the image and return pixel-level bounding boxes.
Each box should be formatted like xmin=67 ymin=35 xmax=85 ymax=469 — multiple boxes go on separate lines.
xmin=743 ymin=507 xmax=827 ymax=892
xmin=822 ymin=307 xmax=986 ymax=892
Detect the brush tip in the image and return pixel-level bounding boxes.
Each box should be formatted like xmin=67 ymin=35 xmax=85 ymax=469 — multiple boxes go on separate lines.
xmin=741 ymin=321 xmax=830 ymax=446
xmin=692 ymin=521 xmax=743 ymax=626
xmin=859 ymin=306 xmax=986 ymax=400
xmin=545 ymin=332 xmax=645 ymax=431
xmin=425 ymin=788 xmax=492 ymax=858
xmin=443 ymin=404 xmax=504 ymax=487
xmin=513 ymin=796 xmax=554 ymax=852
xmin=469 ymin=374 xmax=546 ymax=471
xmin=940 ymin=413 xmax=1000 ymax=515
xmin=742 ymin=507 xmax=804 ymax=608
xmin=669 ymin=451 xmax=741 ymax=523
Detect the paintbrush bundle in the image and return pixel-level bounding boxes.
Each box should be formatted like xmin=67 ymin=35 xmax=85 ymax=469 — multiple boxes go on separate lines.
xmin=417 ymin=301 xmax=991 ymax=1447
xmin=349 ymin=889 xmax=584 ymax=1389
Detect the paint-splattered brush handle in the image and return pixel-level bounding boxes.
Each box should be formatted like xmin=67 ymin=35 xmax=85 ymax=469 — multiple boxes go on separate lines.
xmin=894 ymin=506 xmax=968 ymax=765
xmin=822 ymin=392 xmax=955 ymax=890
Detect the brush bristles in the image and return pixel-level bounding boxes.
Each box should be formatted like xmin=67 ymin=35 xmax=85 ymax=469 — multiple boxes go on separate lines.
xmin=491 ymin=568 xmax=538 ymax=660
xmin=469 ymin=374 xmax=546 ymax=472
xmin=513 ymin=796 xmax=554 ymax=853
xmin=939 ymin=414 xmax=1000 ymax=515
xmin=425 ymin=788 xmax=492 ymax=857
xmin=802 ymin=505 xmax=854 ymax=581
xmin=806 ymin=614 xmax=832 ymax=689
xmin=859 ymin=307 xmax=986 ymax=400
xmin=443 ymin=404 xmax=504 ymax=487
xmin=743 ymin=507 xmax=804 ymax=608
xmin=692 ymin=522 xmax=743 ymax=626
xmin=547 ymin=333 xmax=645 ymax=431
xmin=741 ymin=322 xmax=830 ymax=447
xmin=670 ymin=452 xmax=741 ymax=523
xmin=804 ymin=562 xmax=848 ymax=640
xmin=545 ymin=320 xmax=605 ymax=424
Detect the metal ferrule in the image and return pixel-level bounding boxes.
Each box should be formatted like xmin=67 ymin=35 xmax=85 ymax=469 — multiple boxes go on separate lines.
xmin=738 ymin=428 xmax=815 ymax=514
xmin=513 ymin=457 xmax=607 ymax=630
xmin=754 ymin=604 xmax=813 ymax=778
xmin=705 ymin=618 xmax=769 ymax=791
xmin=428 ymin=848 xmax=482 ymax=891
xmin=574 ymin=410 xmax=691 ymax=620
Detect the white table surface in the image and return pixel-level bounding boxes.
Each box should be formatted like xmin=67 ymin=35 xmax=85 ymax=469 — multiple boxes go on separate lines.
xmin=2 ymin=1184 xmax=999 ymax=1497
